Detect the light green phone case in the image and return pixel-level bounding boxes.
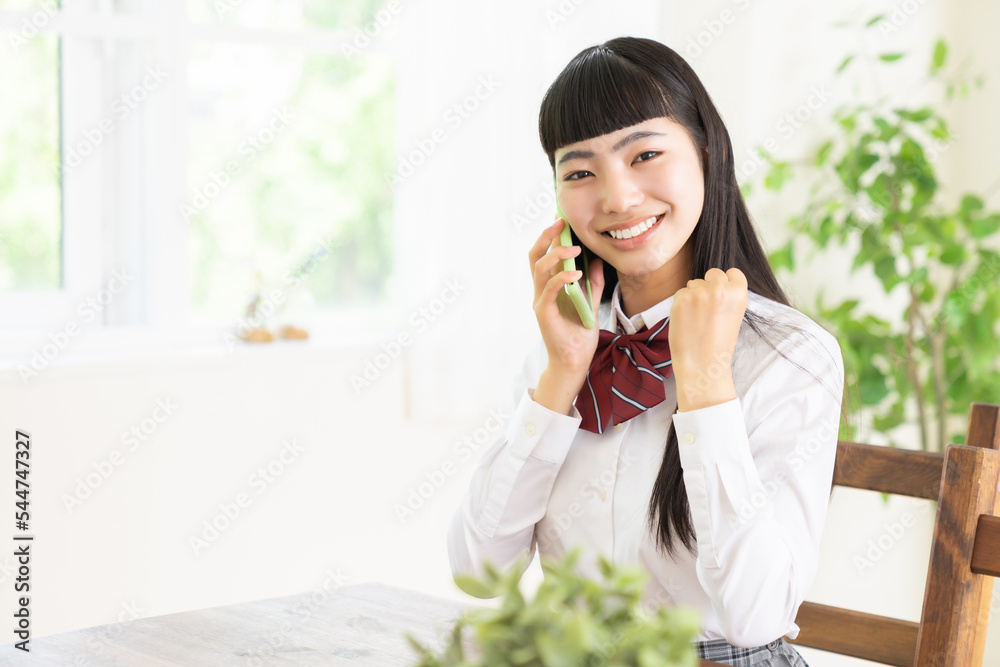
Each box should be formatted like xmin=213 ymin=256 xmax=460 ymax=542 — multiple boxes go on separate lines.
xmin=555 ymin=199 xmax=595 ymax=329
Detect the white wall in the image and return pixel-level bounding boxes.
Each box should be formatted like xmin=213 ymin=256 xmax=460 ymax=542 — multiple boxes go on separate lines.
xmin=1 ymin=0 xmax=998 ymax=663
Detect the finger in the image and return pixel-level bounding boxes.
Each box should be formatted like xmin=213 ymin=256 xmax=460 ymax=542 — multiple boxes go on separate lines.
xmin=533 ymin=244 xmax=581 ymax=297
xmin=528 ymin=218 xmax=566 ymax=271
xmin=703 ymin=267 xmax=727 ymax=283
xmin=537 ymin=269 xmax=584 ymax=310
xmin=726 ymin=267 xmax=748 ymax=289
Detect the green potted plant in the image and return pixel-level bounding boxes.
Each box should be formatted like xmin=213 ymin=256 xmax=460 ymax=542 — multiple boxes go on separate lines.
xmin=407 ymin=547 xmax=701 ymax=666
xmin=754 ymin=18 xmax=1000 ymax=452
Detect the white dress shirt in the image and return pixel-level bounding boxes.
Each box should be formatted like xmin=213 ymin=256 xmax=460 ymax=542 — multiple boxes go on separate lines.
xmin=447 ymin=282 xmax=845 ymax=647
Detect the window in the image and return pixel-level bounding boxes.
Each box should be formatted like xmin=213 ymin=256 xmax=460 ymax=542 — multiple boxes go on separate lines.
xmin=0 ymin=0 xmax=396 ymax=334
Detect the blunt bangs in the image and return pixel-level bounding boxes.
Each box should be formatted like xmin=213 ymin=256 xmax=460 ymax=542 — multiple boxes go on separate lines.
xmin=539 ymin=46 xmax=675 ymax=169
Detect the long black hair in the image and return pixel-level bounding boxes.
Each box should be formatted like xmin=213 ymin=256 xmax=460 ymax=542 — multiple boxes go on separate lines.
xmin=538 ymin=37 xmax=850 ymax=559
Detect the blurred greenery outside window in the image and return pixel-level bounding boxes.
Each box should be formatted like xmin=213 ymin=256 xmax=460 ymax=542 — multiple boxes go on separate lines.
xmin=0 ymin=0 xmax=394 ymax=327
xmin=0 ymin=22 xmax=61 ymax=291
xmin=186 ymin=0 xmax=395 ymax=323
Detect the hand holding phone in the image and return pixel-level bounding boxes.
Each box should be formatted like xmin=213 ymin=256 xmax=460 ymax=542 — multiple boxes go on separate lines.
xmin=555 ymin=200 xmax=595 ymax=329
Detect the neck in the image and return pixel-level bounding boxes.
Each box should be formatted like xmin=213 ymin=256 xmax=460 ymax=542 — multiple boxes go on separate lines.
xmin=618 ymin=240 xmax=693 ymax=318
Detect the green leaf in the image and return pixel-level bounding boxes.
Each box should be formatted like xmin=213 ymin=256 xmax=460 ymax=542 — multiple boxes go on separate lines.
xmin=873 ymin=401 xmax=905 ymax=432
xmin=764 ymin=160 xmax=793 ymax=190
xmin=814 ymin=139 xmax=834 ymax=167
xmin=537 ymin=631 xmax=577 ymax=667
xmin=932 ymin=39 xmax=948 ymax=71
xmin=866 ymin=173 xmax=894 ymax=211
xmin=874 ymin=255 xmax=899 ymax=291
xmin=865 ymin=14 xmax=885 ymax=27
xmin=905 ymin=265 xmax=929 ymax=286
xmin=836 ymin=55 xmax=855 ymax=74
xmin=971 ymin=214 xmax=1000 ymax=239
xmin=894 ymin=107 xmax=932 ymax=122
xmin=768 ymin=240 xmax=795 ymax=272
xmin=454 ymin=574 xmax=496 ymax=599
xmin=931 ymin=39 xmax=948 ymax=73
xmin=960 ymin=194 xmax=984 ymax=215
xmin=879 ymin=53 xmax=905 ymax=62
xmin=939 ymin=244 xmax=966 ymax=265
xmin=859 ymin=372 xmax=890 ymax=404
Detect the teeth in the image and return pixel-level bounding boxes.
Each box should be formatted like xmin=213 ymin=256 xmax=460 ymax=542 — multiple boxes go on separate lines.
xmin=608 ymin=215 xmax=659 ymax=240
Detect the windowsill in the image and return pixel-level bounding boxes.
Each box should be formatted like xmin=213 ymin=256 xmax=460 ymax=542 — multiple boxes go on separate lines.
xmin=0 ymin=314 xmax=399 ymax=382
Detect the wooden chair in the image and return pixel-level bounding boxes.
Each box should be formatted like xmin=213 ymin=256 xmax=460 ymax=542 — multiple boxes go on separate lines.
xmin=699 ymin=402 xmax=1000 ymax=667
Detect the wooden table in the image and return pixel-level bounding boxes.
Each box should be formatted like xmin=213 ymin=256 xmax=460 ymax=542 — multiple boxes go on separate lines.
xmin=0 ymin=582 xmax=726 ymax=665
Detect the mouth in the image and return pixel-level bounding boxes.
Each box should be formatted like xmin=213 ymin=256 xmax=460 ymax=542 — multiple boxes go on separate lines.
xmin=602 ymin=213 xmax=664 ymax=244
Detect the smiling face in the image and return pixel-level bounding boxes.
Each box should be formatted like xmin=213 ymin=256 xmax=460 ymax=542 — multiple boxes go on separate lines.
xmin=553 ymin=116 xmax=705 ymax=291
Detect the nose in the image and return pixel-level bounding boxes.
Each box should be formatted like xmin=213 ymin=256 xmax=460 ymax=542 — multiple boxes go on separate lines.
xmin=599 ymin=169 xmax=643 ymax=215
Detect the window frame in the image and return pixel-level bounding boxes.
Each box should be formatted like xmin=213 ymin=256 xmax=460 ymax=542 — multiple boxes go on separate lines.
xmin=0 ymin=1 xmax=400 ymax=348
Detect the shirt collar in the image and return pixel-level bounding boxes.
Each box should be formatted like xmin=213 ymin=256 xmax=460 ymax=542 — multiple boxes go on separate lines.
xmin=610 ymin=281 xmax=675 ymax=334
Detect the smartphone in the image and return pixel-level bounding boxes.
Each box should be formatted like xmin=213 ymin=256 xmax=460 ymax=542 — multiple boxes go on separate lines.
xmin=555 ymin=192 xmax=595 ymax=329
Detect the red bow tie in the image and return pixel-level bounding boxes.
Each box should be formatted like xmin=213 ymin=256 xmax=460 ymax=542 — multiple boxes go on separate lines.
xmin=575 ymin=316 xmax=673 ymax=434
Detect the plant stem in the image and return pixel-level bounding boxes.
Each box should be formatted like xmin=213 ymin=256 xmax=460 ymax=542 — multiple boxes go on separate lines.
xmin=910 ymin=285 xmax=947 ymax=452
xmin=905 ymin=299 xmax=930 ymax=451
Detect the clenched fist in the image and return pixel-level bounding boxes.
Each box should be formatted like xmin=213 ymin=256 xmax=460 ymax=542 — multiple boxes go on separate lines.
xmin=668 ymin=267 xmax=749 ymax=412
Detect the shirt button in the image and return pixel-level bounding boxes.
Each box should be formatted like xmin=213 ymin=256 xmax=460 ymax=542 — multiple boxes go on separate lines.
xmin=766 ymin=640 xmax=779 ymax=651
xmin=525 ymin=424 xmax=536 ymax=436
xmin=683 ymin=432 xmax=695 ymax=444
xmin=598 ymin=488 xmax=607 ymax=500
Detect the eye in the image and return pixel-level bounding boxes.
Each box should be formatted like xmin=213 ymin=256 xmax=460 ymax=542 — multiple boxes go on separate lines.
xmin=634 ymin=150 xmax=660 ymax=163
xmin=564 ymin=170 xmax=592 ymax=181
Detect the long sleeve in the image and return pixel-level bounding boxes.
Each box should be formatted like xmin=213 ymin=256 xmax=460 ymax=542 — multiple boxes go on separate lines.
xmin=672 ymin=325 xmax=844 ymax=647
xmin=446 ymin=338 xmax=583 ymax=596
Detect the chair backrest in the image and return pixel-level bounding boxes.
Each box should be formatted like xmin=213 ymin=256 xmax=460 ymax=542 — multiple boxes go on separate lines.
xmin=785 ymin=402 xmax=1000 ymax=667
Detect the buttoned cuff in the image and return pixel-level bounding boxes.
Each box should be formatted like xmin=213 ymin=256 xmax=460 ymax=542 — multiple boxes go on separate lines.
xmin=505 ymin=388 xmax=582 ymax=464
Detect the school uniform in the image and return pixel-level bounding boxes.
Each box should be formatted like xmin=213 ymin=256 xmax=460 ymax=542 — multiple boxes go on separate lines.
xmin=447 ymin=282 xmax=844 ymax=667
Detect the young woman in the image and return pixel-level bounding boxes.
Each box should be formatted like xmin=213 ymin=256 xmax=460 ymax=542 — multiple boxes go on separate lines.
xmin=448 ymin=36 xmax=846 ymax=667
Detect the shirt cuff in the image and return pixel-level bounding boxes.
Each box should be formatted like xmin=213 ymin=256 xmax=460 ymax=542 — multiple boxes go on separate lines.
xmin=506 ymin=387 xmax=582 ymax=464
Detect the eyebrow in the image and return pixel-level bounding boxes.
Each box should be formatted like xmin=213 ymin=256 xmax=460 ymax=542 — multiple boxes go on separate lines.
xmin=556 ymin=131 xmax=666 ymax=167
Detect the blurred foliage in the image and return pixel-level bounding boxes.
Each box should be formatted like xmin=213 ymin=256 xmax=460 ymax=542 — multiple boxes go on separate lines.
xmin=0 ymin=29 xmax=61 ymax=290
xmin=758 ymin=20 xmax=999 ymax=452
xmin=187 ymin=42 xmax=394 ymax=320
xmin=407 ymin=547 xmax=701 ymax=667
xmin=0 ymin=0 xmax=394 ymax=320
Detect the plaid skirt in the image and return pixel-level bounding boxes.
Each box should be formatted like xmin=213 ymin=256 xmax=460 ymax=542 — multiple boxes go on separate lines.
xmin=695 ymin=637 xmax=809 ymax=667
